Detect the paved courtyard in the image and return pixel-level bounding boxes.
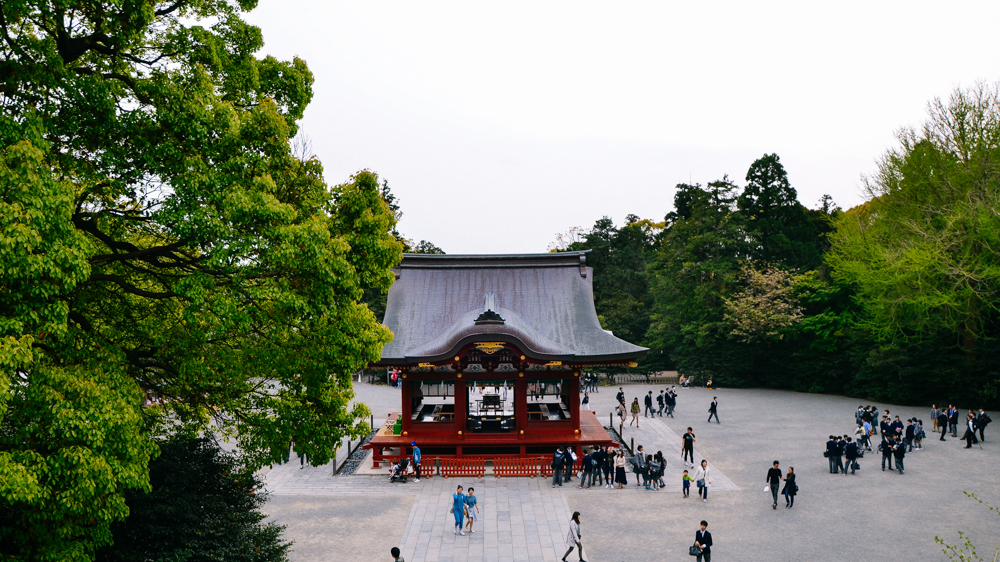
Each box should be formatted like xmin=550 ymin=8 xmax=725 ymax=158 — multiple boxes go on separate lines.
xmin=261 ymin=382 xmax=1000 ymax=561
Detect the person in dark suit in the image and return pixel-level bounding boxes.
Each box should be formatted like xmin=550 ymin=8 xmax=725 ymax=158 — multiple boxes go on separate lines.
xmin=880 ymin=434 xmax=894 ymax=471
xmin=656 ymin=391 xmax=665 ymax=416
xmin=905 ymin=419 xmax=916 ymax=452
xmin=694 ymin=520 xmax=713 ymax=562
xmin=892 ymin=435 xmax=906 ymax=474
xmin=879 ymin=416 xmax=892 ymax=437
xmin=834 ymin=436 xmax=846 ymax=475
xmin=938 ymin=410 xmax=950 ymax=441
xmin=644 ymin=391 xmax=654 ymax=417
xmin=949 ymin=406 xmax=960 ymax=437
xmin=963 ymin=414 xmax=978 ymax=449
xmin=844 ymin=437 xmax=859 ymax=475
xmin=707 ymin=397 xmax=719 ymax=424
xmin=552 ymin=447 xmax=565 ymax=488
xmin=977 ymin=409 xmax=990 ymax=443
xmin=616 ymin=388 xmax=625 ymax=409
xmin=826 ymin=436 xmax=838 ymax=473
xmin=666 ymin=390 xmax=676 ymax=418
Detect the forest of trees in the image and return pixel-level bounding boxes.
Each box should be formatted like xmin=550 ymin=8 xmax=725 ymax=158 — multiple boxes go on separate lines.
xmin=560 ymin=85 xmax=1000 ymax=410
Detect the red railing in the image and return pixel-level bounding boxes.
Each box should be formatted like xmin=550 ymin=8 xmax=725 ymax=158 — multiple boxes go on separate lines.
xmin=441 ymin=457 xmax=486 ymax=478
xmin=494 ymin=457 xmax=540 ymax=477
xmin=539 ymin=457 xmax=581 ymax=478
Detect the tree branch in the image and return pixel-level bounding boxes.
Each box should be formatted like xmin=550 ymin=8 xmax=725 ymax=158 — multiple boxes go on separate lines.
xmin=89 ymin=274 xmax=178 ymax=299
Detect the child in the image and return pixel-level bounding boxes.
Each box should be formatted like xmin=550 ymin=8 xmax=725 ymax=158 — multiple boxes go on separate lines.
xmin=682 ymin=470 xmax=693 ymax=497
xmin=464 ymin=487 xmax=479 ymax=533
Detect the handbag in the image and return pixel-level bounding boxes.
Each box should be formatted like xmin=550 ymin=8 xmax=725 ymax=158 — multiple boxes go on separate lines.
xmin=689 ymin=544 xmax=703 ymax=556
xmin=696 ymin=478 xmax=705 ymax=488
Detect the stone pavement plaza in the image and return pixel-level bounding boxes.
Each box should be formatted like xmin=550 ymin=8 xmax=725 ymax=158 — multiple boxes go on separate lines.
xmin=262 ymin=383 xmax=1000 ymax=561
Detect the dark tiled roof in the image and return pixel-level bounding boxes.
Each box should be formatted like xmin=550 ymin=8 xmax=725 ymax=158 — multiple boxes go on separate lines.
xmin=378 ymin=251 xmax=648 ymax=364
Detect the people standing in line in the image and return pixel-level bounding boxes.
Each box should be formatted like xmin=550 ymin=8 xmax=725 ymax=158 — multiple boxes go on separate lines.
xmin=707 ymin=397 xmax=720 ymax=424
xmin=614 ymin=450 xmax=628 ymax=489
xmin=963 ymin=414 xmax=978 ymax=449
xmin=694 ymin=520 xmax=713 ymax=562
xmin=411 ymin=441 xmax=421 ymax=482
xmin=552 ymin=446 xmax=565 ymax=488
xmin=644 ymin=391 xmax=655 ymax=417
xmin=938 ymin=408 xmax=950 ymax=441
xmin=977 ymin=409 xmax=991 ymax=443
xmin=683 ymin=427 xmax=696 ymax=467
xmin=880 ymin=433 xmax=894 ymax=471
xmin=581 ymin=392 xmax=590 ymax=411
xmin=630 ymin=398 xmax=641 ymax=427
xmin=589 ymin=446 xmax=604 ymax=489
xmin=844 ymin=437 xmax=859 ymax=475
xmin=765 ymin=460 xmax=783 ymax=509
xmin=657 ymin=390 xmax=665 ymax=416
xmin=452 ymin=485 xmax=467 ymax=535
xmin=892 ymin=435 xmax=906 ymax=474
xmin=562 ymin=511 xmax=585 ymax=562
xmin=693 ymin=459 xmax=711 ymax=503
xmin=782 ymin=467 xmax=796 ymax=508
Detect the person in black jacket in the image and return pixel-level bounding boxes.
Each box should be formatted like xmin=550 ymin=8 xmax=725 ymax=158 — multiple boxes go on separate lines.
xmin=781 ymin=467 xmax=797 ymax=508
xmin=707 ymin=397 xmax=719 ymax=424
xmin=834 ymin=436 xmax=846 ymax=475
xmin=949 ymin=406 xmax=960 ymax=437
xmin=666 ymin=390 xmax=676 ymax=418
xmin=963 ymin=414 xmax=978 ymax=449
xmin=844 ymin=437 xmax=859 ymax=474
xmin=826 ymin=436 xmax=838 ymax=473
xmin=552 ymin=447 xmax=565 ymax=488
xmin=938 ymin=410 xmax=950 ymax=441
xmin=765 ymin=461 xmax=783 ymax=509
xmin=694 ymin=520 xmax=713 ymax=562
xmin=905 ymin=419 xmax=916 ymax=452
xmin=977 ymin=409 xmax=990 ymax=443
xmin=880 ymin=435 xmax=894 ymax=471
xmin=656 ymin=391 xmax=665 ymax=416
xmin=892 ymin=435 xmax=906 ymax=474
xmin=644 ymin=391 xmax=654 ymax=417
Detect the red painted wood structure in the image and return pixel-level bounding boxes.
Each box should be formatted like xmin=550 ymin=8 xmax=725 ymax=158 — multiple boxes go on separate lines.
xmin=364 ymin=252 xmax=647 ymax=469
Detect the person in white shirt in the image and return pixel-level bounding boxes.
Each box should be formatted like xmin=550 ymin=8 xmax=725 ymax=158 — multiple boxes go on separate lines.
xmin=692 ymin=459 xmax=712 ymax=503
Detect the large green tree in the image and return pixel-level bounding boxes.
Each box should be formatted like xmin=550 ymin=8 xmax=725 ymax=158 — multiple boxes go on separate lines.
xmin=828 ymin=83 xmax=1000 ymax=401
xmin=0 ymin=1 xmax=402 ymax=559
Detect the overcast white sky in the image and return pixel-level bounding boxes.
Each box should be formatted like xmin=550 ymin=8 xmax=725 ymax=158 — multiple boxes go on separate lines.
xmin=245 ymin=1 xmax=1000 ymax=254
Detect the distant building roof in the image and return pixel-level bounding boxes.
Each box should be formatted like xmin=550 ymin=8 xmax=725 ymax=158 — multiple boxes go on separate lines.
xmin=377 ymin=251 xmax=648 ymax=365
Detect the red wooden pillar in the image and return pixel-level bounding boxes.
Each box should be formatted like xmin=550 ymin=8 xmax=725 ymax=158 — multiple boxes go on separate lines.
xmin=515 ymin=377 xmax=527 ymax=439
xmin=401 ymin=378 xmax=412 ymax=433
xmin=455 ymin=378 xmax=467 ymax=438
xmin=569 ymin=374 xmax=580 ymax=432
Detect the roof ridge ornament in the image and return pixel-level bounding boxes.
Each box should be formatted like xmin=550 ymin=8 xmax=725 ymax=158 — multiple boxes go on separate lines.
xmin=474 ymin=292 xmax=506 ymax=325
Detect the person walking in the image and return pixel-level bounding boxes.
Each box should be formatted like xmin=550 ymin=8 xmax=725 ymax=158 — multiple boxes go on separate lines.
xmin=682 ymin=427 xmax=696 ymax=467
xmin=694 ymin=520 xmax=713 ymax=562
xmin=452 ymin=485 xmax=467 ymax=535
xmin=562 ymin=511 xmax=586 ymax=562
xmin=693 ymin=459 xmax=711 ymax=503
xmin=616 ymin=387 xmax=625 ymax=410
xmin=411 ymin=441 xmax=421 ymax=482
xmin=552 ymin=447 xmax=565 ymax=488
xmin=614 ymin=450 xmax=628 ymax=489
xmin=630 ymin=398 xmax=641 ymax=427
xmin=644 ymin=391 xmax=654 ymax=417
xmin=666 ymin=389 xmax=676 ymax=418
xmin=464 ymin=487 xmax=479 ymax=533
xmin=707 ymin=397 xmax=720 ymax=424
xmin=782 ymin=467 xmax=796 ymax=508
xmin=657 ymin=390 xmax=665 ymax=416
xmin=765 ymin=460 xmax=783 ymax=509
xmin=579 ymin=449 xmax=593 ymax=489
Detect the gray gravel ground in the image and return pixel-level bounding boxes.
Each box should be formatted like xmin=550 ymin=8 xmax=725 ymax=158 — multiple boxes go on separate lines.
xmin=264 ymin=494 xmax=415 ymax=562
xmin=573 ymin=384 xmax=1000 ymax=562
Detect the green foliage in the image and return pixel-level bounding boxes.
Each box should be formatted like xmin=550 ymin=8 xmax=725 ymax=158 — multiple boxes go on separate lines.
xmin=723 ymin=264 xmax=802 ymax=343
xmin=1 ymin=1 xmax=403 ymax=558
xmin=99 ymin=437 xmax=290 ymax=562
xmin=935 ymin=492 xmax=1000 ymax=562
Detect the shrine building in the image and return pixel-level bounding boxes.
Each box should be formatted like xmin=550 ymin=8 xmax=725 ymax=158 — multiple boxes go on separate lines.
xmin=364 ymin=251 xmax=647 ymax=468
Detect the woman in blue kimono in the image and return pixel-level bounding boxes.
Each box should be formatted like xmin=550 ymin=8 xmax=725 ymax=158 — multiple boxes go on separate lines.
xmin=452 ymin=485 xmax=467 ymax=535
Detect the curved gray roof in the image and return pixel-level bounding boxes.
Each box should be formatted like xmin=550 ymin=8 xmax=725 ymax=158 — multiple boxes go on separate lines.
xmin=378 ymin=251 xmax=648 ymax=364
